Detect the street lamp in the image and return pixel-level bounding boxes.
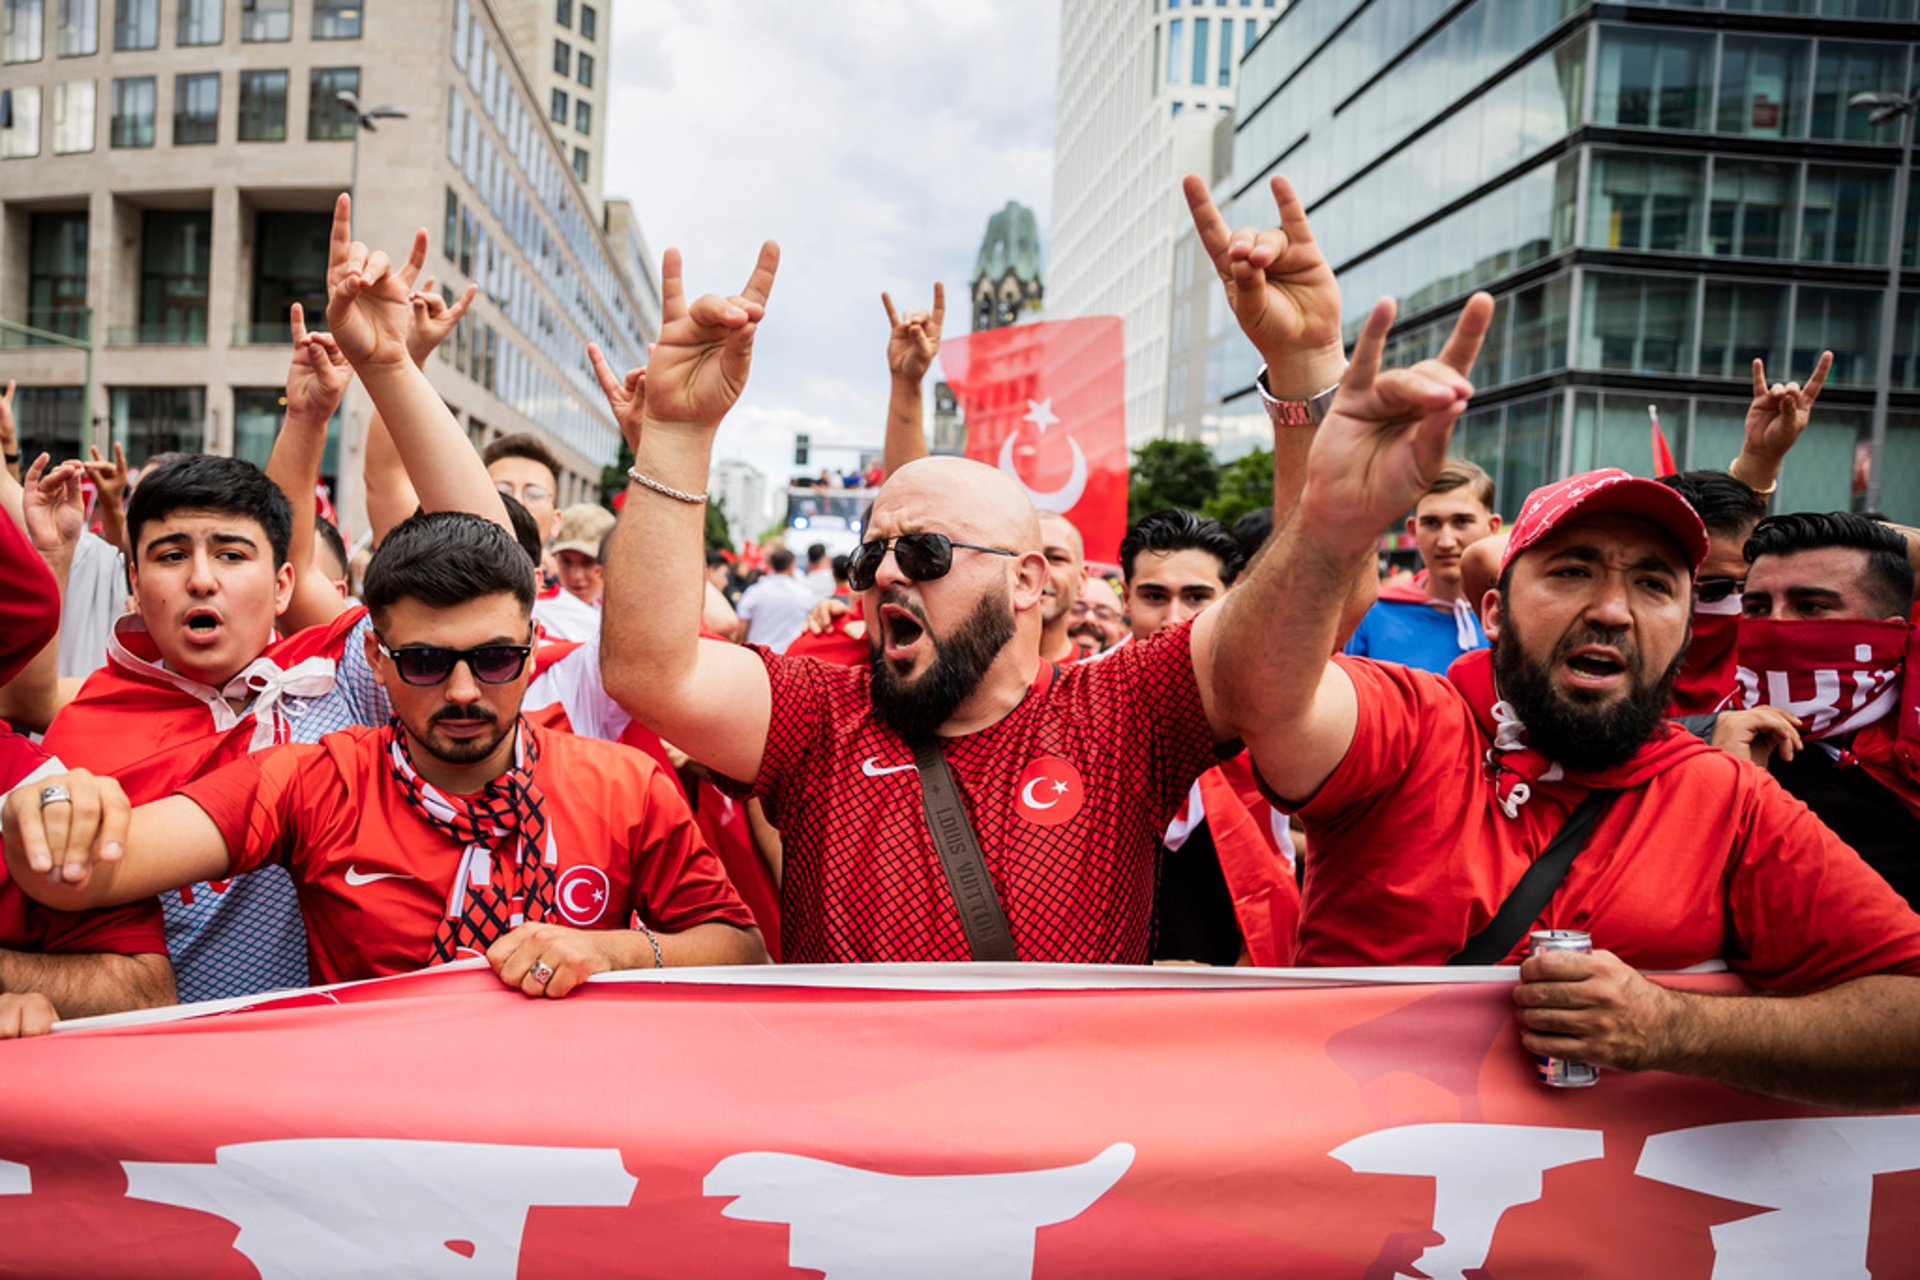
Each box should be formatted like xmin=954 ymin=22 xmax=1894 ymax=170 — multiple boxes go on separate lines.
xmin=335 ymin=91 xmax=408 ymax=214
xmin=1848 ymin=89 xmax=1916 ymax=514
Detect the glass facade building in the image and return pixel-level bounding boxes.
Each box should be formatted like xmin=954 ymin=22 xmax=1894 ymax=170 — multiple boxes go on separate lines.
xmin=1217 ymin=0 xmax=1920 ymax=518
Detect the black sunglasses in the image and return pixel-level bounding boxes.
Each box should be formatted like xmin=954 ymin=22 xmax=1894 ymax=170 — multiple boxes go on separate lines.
xmin=1696 ymin=576 xmax=1744 ymax=604
xmin=846 ymin=533 xmax=1018 ymax=591
xmin=375 ymin=636 xmax=533 ymax=687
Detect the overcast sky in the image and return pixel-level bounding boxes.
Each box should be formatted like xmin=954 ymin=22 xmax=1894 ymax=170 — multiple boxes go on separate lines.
xmin=604 ymin=1 xmax=1059 ymax=488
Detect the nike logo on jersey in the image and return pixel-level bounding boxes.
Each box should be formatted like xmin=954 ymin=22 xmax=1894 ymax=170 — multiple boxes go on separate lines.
xmin=344 ymin=866 xmax=418 ymax=887
xmin=861 ymin=757 xmax=918 ymax=777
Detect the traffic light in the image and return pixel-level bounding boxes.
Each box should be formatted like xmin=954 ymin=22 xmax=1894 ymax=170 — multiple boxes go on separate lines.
xmin=795 ymin=433 xmax=810 ymax=466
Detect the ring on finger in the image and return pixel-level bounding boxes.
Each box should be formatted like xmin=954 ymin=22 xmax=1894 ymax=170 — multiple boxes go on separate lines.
xmin=39 ymin=784 xmax=72 ymax=808
xmin=530 ymin=961 xmax=555 ymax=986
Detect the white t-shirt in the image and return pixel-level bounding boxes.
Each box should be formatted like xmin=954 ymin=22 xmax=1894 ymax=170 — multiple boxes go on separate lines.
xmin=735 ymin=574 xmax=817 ymax=652
xmin=805 ymin=567 xmax=836 ymax=599
xmin=532 ymin=588 xmax=601 ymax=643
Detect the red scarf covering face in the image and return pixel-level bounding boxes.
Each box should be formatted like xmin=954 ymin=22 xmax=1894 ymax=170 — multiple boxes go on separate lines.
xmin=1446 ymin=648 xmax=1713 ymax=818
xmin=385 ymin=717 xmax=557 ymax=964
xmin=1737 ymin=616 xmax=1920 ymax=820
xmin=1668 ymin=594 xmax=1742 ymax=716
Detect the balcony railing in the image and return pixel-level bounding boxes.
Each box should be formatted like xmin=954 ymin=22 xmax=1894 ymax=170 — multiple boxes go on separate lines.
xmin=107 ymin=322 xmax=209 ymax=347
xmin=0 ymin=308 xmax=92 ymax=348
xmin=232 ymin=317 xmax=327 ymax=346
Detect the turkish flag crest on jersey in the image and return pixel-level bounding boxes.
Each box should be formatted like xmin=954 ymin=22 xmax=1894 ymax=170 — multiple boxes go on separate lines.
xmin=1013 ymin=756 xmax=1085 ymax=827
xmin=940 ymin=317 xmax=1127 ymax=563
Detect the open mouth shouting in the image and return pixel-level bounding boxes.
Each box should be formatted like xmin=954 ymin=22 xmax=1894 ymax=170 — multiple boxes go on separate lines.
xmin=179 ymin=606 xmax=227 ymax=649
xmin=1560 ymin=644 xmax=1628 ymax=695
xmin=878 ymin=601 xmax=929 ymax=667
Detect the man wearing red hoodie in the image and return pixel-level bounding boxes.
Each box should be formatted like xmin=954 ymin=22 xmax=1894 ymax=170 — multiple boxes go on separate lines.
xmin=1344 ymin=459 xmax=1498 ymax=674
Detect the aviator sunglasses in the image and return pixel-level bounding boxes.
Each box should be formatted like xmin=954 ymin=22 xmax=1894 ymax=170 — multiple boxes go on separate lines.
xmin=374 ymin=635 xmax=534 ymax=687
xmin=846 ymin=532 xmax=1018 ymax=592
xmin=1695 ymin=576 xmax=1744 ymax=604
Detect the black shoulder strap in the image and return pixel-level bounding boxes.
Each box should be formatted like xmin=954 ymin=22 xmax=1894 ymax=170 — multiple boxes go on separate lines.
xmin=1446 ymin=789 xmax=1616 ymax=966
xmin=910 ymin=738 xmax=1019 ymax=962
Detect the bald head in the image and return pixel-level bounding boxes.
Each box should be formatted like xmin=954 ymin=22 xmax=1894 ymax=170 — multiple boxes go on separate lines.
xmin=877 ymin=457 xmax=1041 ymax=550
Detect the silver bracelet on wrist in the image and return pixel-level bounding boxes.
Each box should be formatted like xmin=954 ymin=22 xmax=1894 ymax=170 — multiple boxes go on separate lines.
xmin=627 ymin=466 xmax=709 ymax=504
xmin=638 ymin=919 xmax=664 ymax=969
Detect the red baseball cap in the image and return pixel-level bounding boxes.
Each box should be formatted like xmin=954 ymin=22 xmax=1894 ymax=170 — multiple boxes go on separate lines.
xmin=1500 ymin=468 xmax=1710 ymax=576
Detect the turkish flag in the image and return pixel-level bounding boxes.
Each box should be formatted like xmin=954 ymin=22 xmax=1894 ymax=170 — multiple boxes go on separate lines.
xmin=941 ymin=317 xmax=1127 ymax=563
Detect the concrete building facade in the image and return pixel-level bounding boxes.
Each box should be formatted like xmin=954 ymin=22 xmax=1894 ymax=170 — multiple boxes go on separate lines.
xmin=0 ymin=0 xmax=655 ymax=537
xmin=494 ymin=0 xmax=605 ymax=215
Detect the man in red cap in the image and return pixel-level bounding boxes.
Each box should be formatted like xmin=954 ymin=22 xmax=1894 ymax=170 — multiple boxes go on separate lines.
xmin=1210 ymin=290 xmax=1920 ymax=1108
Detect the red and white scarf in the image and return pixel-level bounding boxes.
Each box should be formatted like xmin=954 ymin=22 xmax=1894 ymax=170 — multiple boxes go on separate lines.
xmin=1735 ymin=618 xmax=1907 ymax=740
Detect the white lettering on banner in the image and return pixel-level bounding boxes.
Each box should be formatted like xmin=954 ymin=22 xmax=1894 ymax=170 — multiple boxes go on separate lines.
xmin=123 ymin=1139 xmax=636 ymax=1278
xmin=0 ymin=1159 xmax=28 ymax=1196
xmin=1330 ymin=1123 xmax=1605 ymax=1280
xmin=704 ymin=1142 xmax=1135 ymax=1280
xmin=1636 ymin=1116 xmax=1920 ymax=1280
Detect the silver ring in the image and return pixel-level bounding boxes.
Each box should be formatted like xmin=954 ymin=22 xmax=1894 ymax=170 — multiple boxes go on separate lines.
xmin=530 ymin=961 xmax=555 ymax=985
xmin=38 ymin=784 xmax=72 ymax=808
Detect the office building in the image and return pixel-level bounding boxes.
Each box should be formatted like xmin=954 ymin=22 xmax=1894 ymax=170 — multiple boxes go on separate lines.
xmin=0 ymin=0 xmax=657 ymax=536
xmin=1216 ymin=0 xmax=1920 ymax=515
xmin=495 ymin=0 xmax=605 ymax=214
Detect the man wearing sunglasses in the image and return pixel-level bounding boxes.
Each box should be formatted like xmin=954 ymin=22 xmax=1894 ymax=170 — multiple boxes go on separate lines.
xmin=4 ymin=512 xmax=767 ymax=995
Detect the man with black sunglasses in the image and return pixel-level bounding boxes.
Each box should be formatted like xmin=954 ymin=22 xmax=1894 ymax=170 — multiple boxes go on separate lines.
xmin=4 ymin=512 xmax=768 ymax=995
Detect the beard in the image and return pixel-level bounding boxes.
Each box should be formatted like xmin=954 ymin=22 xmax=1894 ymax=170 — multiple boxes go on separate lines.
xmin=1493 ymin=602 xmax=1687 ymax=772
xmin=405 ymin=702 xmax=516 ymax=766
xmin=869 ymin=584 xmax=1016 ymax=740
xmin=1068 ymin=621 xmax=1107 ymax=654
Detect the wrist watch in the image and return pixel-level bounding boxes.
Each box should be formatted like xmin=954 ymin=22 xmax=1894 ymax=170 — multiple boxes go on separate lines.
xmin=1256 ymin=366 xmax=1344 ymax=427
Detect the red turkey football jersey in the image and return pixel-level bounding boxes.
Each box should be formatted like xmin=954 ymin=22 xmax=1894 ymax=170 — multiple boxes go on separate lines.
xmin=717 ymin=620 xmax=1229 ymax=963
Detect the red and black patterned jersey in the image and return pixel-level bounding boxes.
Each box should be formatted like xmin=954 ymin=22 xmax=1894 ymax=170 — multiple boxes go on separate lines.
xmin=716 ymin=620 xmax=1229 ymax=963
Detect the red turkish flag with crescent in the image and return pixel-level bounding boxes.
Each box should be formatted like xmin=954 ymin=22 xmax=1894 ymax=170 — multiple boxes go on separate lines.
xmin=940 ymin=317 xmax=1127 ymax=563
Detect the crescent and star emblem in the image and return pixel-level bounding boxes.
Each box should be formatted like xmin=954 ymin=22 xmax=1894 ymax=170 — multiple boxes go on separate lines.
xmin=998 ymin=398 xmax=1087 ymax=513
xmin=555 ymin=866 xmax=611 ymax=926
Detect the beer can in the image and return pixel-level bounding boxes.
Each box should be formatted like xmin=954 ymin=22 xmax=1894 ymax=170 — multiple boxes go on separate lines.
xmin=1529 ymin=929 xmax=1599 ymax=1088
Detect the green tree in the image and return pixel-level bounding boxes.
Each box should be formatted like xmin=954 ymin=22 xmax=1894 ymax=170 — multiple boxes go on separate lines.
xmin=704 ymin=500 xmax=732 ymax=551
xmin=1129 ymin=438 xmax=1217 ymax=523
xmin=1202 ymin=447 xmax=1273 ymax=526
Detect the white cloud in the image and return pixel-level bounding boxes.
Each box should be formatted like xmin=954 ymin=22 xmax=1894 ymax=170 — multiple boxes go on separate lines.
xmin=604 ymin=1 xmax=1058 ymax=497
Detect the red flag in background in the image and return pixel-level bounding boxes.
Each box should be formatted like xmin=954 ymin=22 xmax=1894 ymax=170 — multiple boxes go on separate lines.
xmin=1648 ymin=404 xmax=1677 ymax=476
xmin=940 ymin=318 xmax=1127 ymax=563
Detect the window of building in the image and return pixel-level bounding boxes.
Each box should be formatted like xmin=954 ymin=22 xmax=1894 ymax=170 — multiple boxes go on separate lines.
xmin=234 ymin=388 xmax=340 ymax=478
xmin=1168 ymin=17 xmax=1184 ymax=86
xmin=1699 ymin=281 xmax=1788 ymax=380
xmin=1217 ymin=13 xmax=1231 ymax=85
xmin=459 ymin=205 xmax=473 ymax=275
xmin=1716 ymin=35 xmax=1807 ymax=138
xmin=1707 ymin=160 xmax=1795 ymax=259
xmin=138 ymin=209 xmax=211 ymax=343
xmin=109 ymin=74 xmax=151 ymax=145
xmin=250 ymin=210 xmax=329 ymax=342
xmin=579 ymin=4 xmax=594 ymax=40
xmin=307 ymin=66 xmax=358 ymax=139
xmin=55 ymin=0 xmax=96 ymax=55
xmin=1243 ymin=16 xmax=1256 ymax=56
xmin=576 ymin=50 xmax=592 ymax=87
xmin=3 ymin=84 xmax=43 ymax=156
xmin=444 ymin=187 xmax=459 ymax=260
xmin=1191 ymin=16 xmax=1208 ymax=87
xmin=14 ymin=387 xmax=83 ymax=466
xmin=313 ymin=0 xmax=361 ymax=39
xmin=1811 ymin=41 xmax=1911 ymax=141
xmin=111 ymin=386 xmax=205 ymax=465
xmin=237 ymin=68 xmax=287 ymax=141
xmin=1579 ymin=270 xmax=1697 ymax=374
xmin=50 ymin=78 xmax=92 ymax=151
xmin=553 ymin=38 xmax=569 ymax=75
xmin=239 ymin=0 xmax=290 ymax=42
xmin=550 ymin=86 xmax=567 ymax=123
xmin=172 ymin=72 xmax=218 ymax=144
xmin=555 ymin=0 xmax=571 ymax=25
xmin=110 ymin=0 xmax=152 ymax=48
xmin=28 ymin=210 xmax=88 ymax=340
xmin=1584 ymin=150 xmax=1704 ymax=253
xmin=574 ymin=98 xmax=589 ymax=134
xmin=4 ymin=0 xmax=44 ymax=62
xmin=1802 ymin=165 xmax=1894 ymax=265
xmin=1594 ymin=28 xmax=1713 ymax=131
xmin=175 ymin=0 xmax=218 ymax=45
xmin=571 ymin=144 xmax=587 ymax=182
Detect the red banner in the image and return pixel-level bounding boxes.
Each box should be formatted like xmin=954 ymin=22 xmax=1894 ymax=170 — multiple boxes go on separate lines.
xmin=942 ymin=318 xmax=1128 ymax=563
xmin=0 ymin=964 xmax=1914 ymax=1277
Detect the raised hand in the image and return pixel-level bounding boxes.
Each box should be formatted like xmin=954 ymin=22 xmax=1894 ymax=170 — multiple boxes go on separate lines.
xmin=1302 ymin=293 xmax=1492 ymax=546
xmin=1183 ymin=173 xmax=1345 ymax=396
xmin=21 ymin=453 xmax=86 ymax=571
xmin=882 ymin=284 xmax=944 ymax=384
xmin=1743 ymin=351 xmax=1831 ymax=466
xmin=407 ymin=273 xmax=478 ymax=368
xmin=284 ymin=302 xmax=352 ymax=424
xmin=588 ymin=343 xmax=648 ymax=454
xmin=323 ymin=193 xmax=421 ymax=371
xmin=83 ymin=441 xmax=130 ymax=511
xmin=643 ymin=243 xmax=780 ymax=432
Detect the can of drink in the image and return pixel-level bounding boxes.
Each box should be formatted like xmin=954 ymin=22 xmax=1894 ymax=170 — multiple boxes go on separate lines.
xmin=1529 ymin=929 xmax=1599 ymax=1088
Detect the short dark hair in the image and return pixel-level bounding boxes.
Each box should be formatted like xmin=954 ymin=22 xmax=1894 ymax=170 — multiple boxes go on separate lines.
xmin=706 ymin=548 xmax=729 ymax=570
xmin=1744 ymin=511 xmax=1914 ymax=617
xmin=495 ymin=491 xmax=545 ymax=567
xmin=1426 ymin=458 xmax=1496 ymax=512
xmin=313 ymin=515 xmax=349 ymax=581
xmin=1660 ymin=470 xmax=1768 ymax=540
xmin=363 ymin=511 xmax=537 ymax=627
xmin=831 ymin=553 xmax=849 ymax=584
xmin=481 ymin=433 xmax=562 ymax=484
xmin=1119 ymin=508 xmax=1246 ymax=586
xmin=807 ymin=542 xmax=827 ymax=564
xmin=1231 ymin=507 xmax=1273 ymax=561
xmin=767 ymin=547 xmax=795 ymax=575
xmin=127 ymin=455 xmax=293 ymax=567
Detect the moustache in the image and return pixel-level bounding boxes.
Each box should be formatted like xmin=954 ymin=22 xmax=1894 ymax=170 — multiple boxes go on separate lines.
xmin=876 ymin=586 xmax=932 ymax=629
xmin=430 ymin=705 xmax=499 ymax=726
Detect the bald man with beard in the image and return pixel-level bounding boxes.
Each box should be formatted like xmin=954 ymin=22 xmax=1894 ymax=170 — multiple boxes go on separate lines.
xmin=593 ymin=245 xmax=1244 ymax=964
